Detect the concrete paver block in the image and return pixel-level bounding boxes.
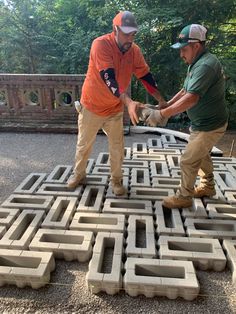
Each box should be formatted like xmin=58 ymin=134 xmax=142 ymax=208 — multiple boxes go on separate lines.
xmin=150 ymin=161 xmax=170 ymax=178
xmin=45 ymin=165 xmax=73 ymax=183
xmin=213 ymin=163 xmax=228 ymax=171
xmin=95 ymin=152 xmax=110 ymax=166
xmin=130 ymin=187 xmax=175 ymax=201
xmin=132 ymin=142 xmax=148 ymax=154
xmin=124 ymin=147 xmax=132 ymax=159
xmin=159 ymin=236 xmax=226 ymax=271
xmin=92 ymin=166 xmax=129 ymax=177
xmin=42 ymin=197 xmax=77 ymax=229
xmin=161 ymin=134 xmax=177 ymax=144
xmin=202 ymin=186 xmax=226 ymax=205
xmin=36 ymin=183 xmax=83 ymax=197
xmin=0 ymin=208 xmax=20 ymax=228
xmin=225 ymin=191 xmax=236 ymax=204
xmin=214 ymin=171 xmax=236 ymax=192
xmin=181 ymin=198 xmax=208 ymax=219
xmin=207 ymin=203 xmax=236 ymax=219
xmin=70 ymin=213 xmax=125 ymax=234
xmin=0 ymin=249 xmax=55 ymax=289
xmin=103 ymin=199 xmax=153 ymax=215
xmin=86 ymin=232 xmax=123 ymax=295
xmin=124 ymin=258 xmax=199 ymax=300
xmin=166 ymin=155 xmax=181 ymax=169
xmin=14 ymin=173 xmax=47 ymax=194
xmin=29 ymin=229 xmax=94 ymax=262
xmin=163 ymin=143 xmax=186 ymax=150
xmin=147 ymin=138 xmax=163 ymax=148
xmin=0 ymin=210 xmax=45 ymax=249
xmin=130 ymin=168 xmax=151 ymax=187
xmin=132 ymin=153 xmax=165 ymax=161
xmin=149 ymin=148 xmax=181 ymax=155
xmin=185 ymin=218 xmax=236 ymax=239
xmin=1 ymin=194 xmax=54 ymax=211
xmin=155 ymin=201 xmax=185 ymax=236
xmin=152 ymin=177 xmax=180 ymax=190
xmin=77 ymin=186 xmax=105 ymax=213
xmin=126 ymin=215 xmax=156 ymax=258
xmin=212 ymin=156 xmax=236 ymax=164
xmin=170 ymin=169 xmax=181 ymax=178
xmin=0 ymin=226 xmax=6 ymax=238
xmin=222 ymin=240 xmax=236 ymax=283
xmin=122 ymin=160 xmax=149 ymax=169
xmin=85 ymin=175 xmax=109 ymax=186
xmin=226 ymin=164 xmax=236 ymax=179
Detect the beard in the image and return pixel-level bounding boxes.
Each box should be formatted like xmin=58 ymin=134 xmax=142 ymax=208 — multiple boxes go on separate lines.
xmin=119 ymin=42 xmax=132 ymax=53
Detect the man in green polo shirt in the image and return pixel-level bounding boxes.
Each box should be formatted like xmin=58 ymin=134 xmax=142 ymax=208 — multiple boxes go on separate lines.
xmin=144 ymin=24 xmax=228 ymax=208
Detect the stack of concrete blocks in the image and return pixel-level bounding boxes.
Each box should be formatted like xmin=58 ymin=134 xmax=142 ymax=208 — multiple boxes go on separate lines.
xmin=0 ymin=134 xmax=236 ymax=299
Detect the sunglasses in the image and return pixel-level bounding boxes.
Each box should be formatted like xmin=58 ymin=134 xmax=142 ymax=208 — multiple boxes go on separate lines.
xmin=177 ymin=37 xmax=201 ymax=43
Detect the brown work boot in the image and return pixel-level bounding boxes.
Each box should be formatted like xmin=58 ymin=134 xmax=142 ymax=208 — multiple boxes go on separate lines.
xmin=111 ymin=179 xmax=126 ymax=196
xmin=163 ymin=195 xmax=192 ymax=209
xmin=193 ymin=186 xmax=216 ymax=198
xmin=67 ymin=173 xmax=86 ymax=189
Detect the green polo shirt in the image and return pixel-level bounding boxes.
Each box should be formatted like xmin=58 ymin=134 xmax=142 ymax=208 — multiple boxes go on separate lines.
xmin=184 ymin=50 xmax=228 ymax=131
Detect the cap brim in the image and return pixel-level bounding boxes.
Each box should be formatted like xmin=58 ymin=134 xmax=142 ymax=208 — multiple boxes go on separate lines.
xmin=119 ymin=26 xmax=138 ymax=34
xmin=171 ymin=42 xmax=189 ymax=49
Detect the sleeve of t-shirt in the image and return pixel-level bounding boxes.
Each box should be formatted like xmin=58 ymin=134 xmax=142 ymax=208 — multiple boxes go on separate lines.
xmin=132 ymin=44 xmax=150 ymax=79
xmin=185 ymin=64 xmax=216 ymax=97
xmin=90 ymin=38 xmax=114 ymax=71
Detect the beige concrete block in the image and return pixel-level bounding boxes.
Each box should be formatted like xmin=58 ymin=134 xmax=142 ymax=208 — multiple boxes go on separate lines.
xmin=77 ymin=186 xmax=105 ymax=213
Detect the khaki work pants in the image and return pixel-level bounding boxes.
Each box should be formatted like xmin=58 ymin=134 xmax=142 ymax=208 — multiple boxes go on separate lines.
xmin=179 ymin=122 xmax=227 ymax=198
xmin=74 ymin=106 xmax=124 ymax=180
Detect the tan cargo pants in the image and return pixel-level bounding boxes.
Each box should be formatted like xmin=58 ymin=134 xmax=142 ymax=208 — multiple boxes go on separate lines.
xmin=74 ymin=106 xmax=124 ymax=181
xmin=179 ymin=122 xmax=227 ymax=198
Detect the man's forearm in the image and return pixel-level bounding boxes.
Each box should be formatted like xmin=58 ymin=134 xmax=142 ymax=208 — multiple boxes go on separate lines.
xmin=167 ymin=89 xmax=186 ymax=106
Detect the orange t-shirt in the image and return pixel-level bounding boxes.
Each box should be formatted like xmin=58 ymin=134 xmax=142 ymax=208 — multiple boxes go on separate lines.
xmin=81 ymin=32 xmax=150 ymax=116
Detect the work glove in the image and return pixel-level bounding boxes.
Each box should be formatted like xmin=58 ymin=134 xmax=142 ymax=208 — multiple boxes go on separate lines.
xmin=145 ymin=109 xmax=168 ymax=127
xmin=137 ymin=104 xmax=156 ymax=122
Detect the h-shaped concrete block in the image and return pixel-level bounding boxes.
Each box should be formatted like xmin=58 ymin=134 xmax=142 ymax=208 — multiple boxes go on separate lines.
xmin=124 ymin=258 xmax=199 ymax=300
xmin=29 ymin=229 xmax=94 ymax=262
xmin=77 ymin=185 xmax=105 ymax=213
xmin=126 ymin=215 xmax=156 ymax=258
xmin=185 ymin=218 xmax=236 ymax=239
xmin=86 ymin=232 xmax=124 ymax=295
xmin=42 ymin=196 xmax=77 ymax=229
xmin=158 ymin=236 xmax=226 ymax=271
xmin=70 ymin=213 xmax=125 ymax=234
xmin=0 ymin=249 xmax=55 ymax=289
xmin=103 ymin=199 xmax=153 ymax=215
xmin=14 ymin=173 xmax=47 ymax=194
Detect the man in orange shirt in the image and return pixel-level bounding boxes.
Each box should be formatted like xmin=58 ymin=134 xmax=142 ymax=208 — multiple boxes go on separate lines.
xmin=68 ymin=11 xmax=166 ymax=195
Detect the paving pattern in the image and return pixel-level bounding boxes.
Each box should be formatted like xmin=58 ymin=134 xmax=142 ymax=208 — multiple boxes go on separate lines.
xmin=1 ymin=133 xmax=236 ymax=300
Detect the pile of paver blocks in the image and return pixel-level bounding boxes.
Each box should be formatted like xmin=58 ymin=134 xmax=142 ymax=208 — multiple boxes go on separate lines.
xmin=1 ymin=134 xmax=236 ymax=300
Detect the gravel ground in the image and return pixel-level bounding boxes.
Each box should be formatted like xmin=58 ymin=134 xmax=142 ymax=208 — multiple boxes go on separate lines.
xmin=0 ymin=131 xmax=236 ymax=314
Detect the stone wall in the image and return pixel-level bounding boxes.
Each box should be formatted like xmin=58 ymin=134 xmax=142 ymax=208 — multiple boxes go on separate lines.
xmin=0 ymin=74 xmax=130 ymax=133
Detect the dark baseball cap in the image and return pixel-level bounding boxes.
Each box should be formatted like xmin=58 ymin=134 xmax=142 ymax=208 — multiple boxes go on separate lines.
xmin=171 ymin=24 xmax=207 ymax=49
xmin=113 ymin=11 xmax=138 ymax=34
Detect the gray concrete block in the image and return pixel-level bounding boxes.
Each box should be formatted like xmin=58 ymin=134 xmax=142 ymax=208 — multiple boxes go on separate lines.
xmin=207 ymin=203 xmax=236 ymax=219
xmin=149 ymin=148 xmax=181 ymax=155
xmin=130 ymin=187 xmax=175 ymax=201
xmin=130 ymin=168 xmax=151 ymax=187
xmin=181 ymin=198 xmax=208 ymax=219
xmin=185 ymin=218 xmax=236 ymax=239
xmin=212 ymin=157 xmax=236 ymax=164
xmin=86 ymin=232 xmax=123 ymax=295
xmin=92 ymin=166 xmax=129 ymax=177
xmin=124 ymin=147 xmax=132 ymax=159
xmin=29 ymin=229 xmax=94 ymax=262
xmin=166 ymin=155 xmax=181 ymax=169
xmin=85 ymin=175 xmax=109 ymax=186
xmin=152 ymin=177 xmax=180 ymax=190
xmin=0 ymin=210 xmax=45 ymax=249
xmin=95 ymin=152 xmax=110 ymax=166
xmin=42 ymin=197 xmax=77 ymax=229
xmin=132 ymin=142 xmax=148 ymax=154
xmin=103 ymin=199 xmax=153 ymax=215
xmin=124 ymin=258 xmax=199 ymax=300
xmin=122 ymin=160 xmax=149 ymax=169
xmin=226 ymin=164 xmax=236 ymax=179
xmin=70 ymin=213 xmax=125 ymax=234
xmin=147 ymin=138 xmax=163 ymax=148
xmin=106 ymin=176 xmax=129 ymax=199
xmin=0 ymin=249 xmax=55 ymax=289
xmin=214 ymin=171 xmax=236 ymax=192
xmin=170 ymin=169 xmax=181 ymax=178
xmin=161 ymin=134 xmax=177 ymax=144
xmin=202 ymin=186 xmax=226 ymax=205
xmin=213 ymin=163 xmax=228 ymax=171
xmin=0 ymin=226 xmax=6 ymax=238
xmin=85 ymin=159 xmax=95 ymax=174
xmin=159 ymin=236 xmax=226 ymax=271
xmin=45 ymin=165 xmax=73 ymax=183
xmin=132 ymin=153 xmax=165 ymax=161
xmin=222 ymin=240 xmax=236 ymax=284
xmin=163 ymin=143 xmax=186 ymax=150
xmin=36 ymin=183 xmax=83 ymax=197
xmin=14 ymin=173 xmax=47 ymax=194
xmin=150 ymin=161 xmax=170 ymax=178
xmin=77 ymin=186 xmax=105 ymax=213
xmin=0 ymin=208 xmax=20 ymax=228
xmin=126 ymin=215 xmax=156 ymax=258
xmin=225 ymin=191 xmax=236 ymax=204
xmin=1 ymin=194 xmax=54 ymax=211
xmin=155 ymin=201 xmax=185 ymax=236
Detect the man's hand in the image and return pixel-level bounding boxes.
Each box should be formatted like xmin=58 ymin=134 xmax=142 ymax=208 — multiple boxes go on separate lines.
xmin=127 ymin=101 xmax=145 ymax=125
xmin=145 ymin=109 xmax=168 ymax=127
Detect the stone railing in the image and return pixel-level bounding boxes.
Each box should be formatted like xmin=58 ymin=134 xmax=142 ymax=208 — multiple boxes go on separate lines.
xmin=0 ymin=74 xmax=130 ymax=133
